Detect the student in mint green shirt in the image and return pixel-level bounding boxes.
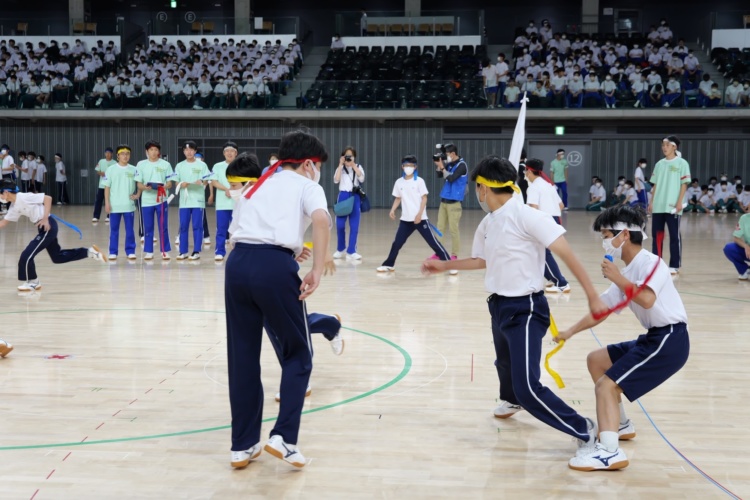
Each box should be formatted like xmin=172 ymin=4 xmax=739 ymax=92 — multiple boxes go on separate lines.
xmin=648 ymin=135 xmax=690 ymax=274
xmin=104 ymin=145 xmax=138 ymax=260
xmin=550 ymin=149 xmax=569 ymax=209
xmin=135 ymin=140 xmax=174 ymax=260
xmin=93 ymin=147 xmax=115 ymax=222
xmin=174 ymin=140 xmax=210 ymax=260
xmin=723 ymin=213 xmax=750 ymax=280
xmin=210 ymin=141 xmax=239 ymax=261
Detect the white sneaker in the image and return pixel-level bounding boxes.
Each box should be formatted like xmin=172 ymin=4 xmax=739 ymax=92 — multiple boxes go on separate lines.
xmin=448 ymin=269 xmax=458 ymax=275
xmin=189 ymin=252 xmax=201 ymax=261
xmin=275 ymin=384 xmax=312 ymax=403
xmin=493 ymin=400 xmax=524 ymax=419
xmin=88 ymin=245 xmax=108 ymax=263
xmin=140 ymin=236 xmax=145 ymax=243
xmin=575 ymin=417 xmax=598 ymax=457
xmin=214 ymin=254 xmax=224 ymax=261
xmin=330 ymin=333 xmax=344 ymax=356
xmin=162 ymin=252 xmax=171 ymax=261
xmin=230 ymin=443 xmax=262 ymax=468
xmin=0 ymin=339 xmax=13 ymax=357
xmin=618 ymin=419 xmax=636 ymax=440
xmin=105 ymin=217 xmax=109 ymax=223
xmin=127 ymin=254 xmax=137 ymax=260
xmin=175 ymin=235 xmax=180 ymax=245
xmin=17 ymin=281 xmax=42 ymax=292
xmin=264 ymin=435 xmax=307 ymax=468
xmin=144 ymin=253 xmax=154 ymax=261
xmin=203 ymin=237 xmax=211 ymax=245
xmin=346 ymin=252 xmax=362 ymax=260
xmin=92 ymin=218 xmax=98 ymax=222
xmin=332 ymin=251 xmax=344 ymax=259
xmin=153 ymin=237 xmax=158 ymax=242
xmin=56 ymin=202 xmax=62 ymax=206
xmin=108 ymin=254 xmax=117 ymax=261
xmin=739 ymin=270 xmax=750 ymax=280
xmin=176 ymin=253 xmax=189 ymax=260
xmin=376 ymin=266 xmax=395 ymax=272
xmin=669 ymin=268 xmax=679 ymax=275
xmin=569 ymin=443 xmax=629 ymax=471
xmin=545 ymin=284 xmax=571 ymax=293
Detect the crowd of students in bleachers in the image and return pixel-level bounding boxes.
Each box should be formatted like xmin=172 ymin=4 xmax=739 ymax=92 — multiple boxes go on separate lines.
xmin=481 ymin=18 xmax=750 ymax=109
xmin=0 ymin=37 xmax=304 ymax=110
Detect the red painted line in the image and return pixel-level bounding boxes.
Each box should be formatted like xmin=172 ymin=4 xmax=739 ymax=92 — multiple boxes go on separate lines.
xmin=112 ymin=410 xmax=121 ymax=417
xmin=62 ymin=452 xmax=72 ymax=462
xmin=471 ymin=354 xmax=474 ymax=382
xmin=129 ymin=399 xmax=138 ymax=405
xmin=172 ymin=370 xmax=179 ymax=375
xmin=95 ymin=422 xmax=105 ymax=430
xmin=46 ymin=469 xmax=55 ymax=480
xmin=30 ymin=489 xmax=39 ymax=500
xmin=80 ymin=436 xmax=88 ymax=443
xmin=159 ymin=379 xmax=167 ymax=384
xmin=144 ymin=388 xmax=153 ymax=394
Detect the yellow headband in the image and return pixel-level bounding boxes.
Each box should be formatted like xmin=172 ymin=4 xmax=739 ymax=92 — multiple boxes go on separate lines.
xmin=227 ymin=175 xmax=258 ymax=183
xmin=476 ymin=176 xmax=521 ymax=194
xmin=117 ymin=148 xmax=131 ymax=154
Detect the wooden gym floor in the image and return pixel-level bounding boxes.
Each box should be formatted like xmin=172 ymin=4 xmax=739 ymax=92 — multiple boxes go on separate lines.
xmin=0 ymin=207 xmax=747 ymax=499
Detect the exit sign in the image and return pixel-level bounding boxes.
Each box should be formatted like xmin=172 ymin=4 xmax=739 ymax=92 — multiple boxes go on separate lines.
xmin=555 ymin=126 xmax=565 ymax=135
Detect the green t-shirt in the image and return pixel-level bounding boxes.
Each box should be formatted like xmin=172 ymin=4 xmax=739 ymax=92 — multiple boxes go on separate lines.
xmin=550 ymin=158 xmax=568 ymax=183
xmin=211 ymin=161 xmax=235 ymax=211
xmin=174 ymin=160 xmax=210 ymax=208
xmin=650 ymin=156 xmax=691 ymax=214
xmin=103 ymin=163 xmax=137 ymax=213
xmin=734 ymin=214 xmax=750 ymax=244
xmin=135 ymin=159 xmax=174 ymax=207
xmin=96 ymin=158 xmax=116 ymax=189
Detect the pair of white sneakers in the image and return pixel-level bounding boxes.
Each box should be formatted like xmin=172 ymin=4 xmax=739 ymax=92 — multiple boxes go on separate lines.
xmin=333 ymin=251 xmax=362 ymax=260
xmin=493 ymin=401 xmax=632 ymax=471
xmin=18 ymin=246 xmax=107 ymax=291
xmin=231 ymin=435 xmax=306 ymax=469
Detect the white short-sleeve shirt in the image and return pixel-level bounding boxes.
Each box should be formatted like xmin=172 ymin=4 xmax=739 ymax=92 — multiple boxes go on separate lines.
xmin=599 ymin=249 xmax=687 ymax=329
xmin=526 ymin=177 xmax=562 ymax=216
xmin=229 ymin=170 xmax=330 ymax=256
xmin=335 ymin=165 xmax=365 ymax=192
xmin=472 ymin=196 xmax=566 ymax=296
xmin=4 ymin=192 xmax=45 ymax=223
xmin=392 ymin=176 xmax=429 ymax=222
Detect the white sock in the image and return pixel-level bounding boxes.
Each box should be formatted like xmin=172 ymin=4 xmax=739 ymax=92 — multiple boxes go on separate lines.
xmin=619 ymin=402 xmax=628 ymax=425
xmin=599 ymin=431 xmax=619 ymax=452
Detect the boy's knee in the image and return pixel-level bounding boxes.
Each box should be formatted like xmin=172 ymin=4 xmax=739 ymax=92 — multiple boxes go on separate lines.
xmin=594 ymin=374 xmax=618 ymax=397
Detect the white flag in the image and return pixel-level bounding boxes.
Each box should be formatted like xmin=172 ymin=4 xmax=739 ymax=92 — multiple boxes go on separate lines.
xmin=508 ymin=92 xmax=529 ymax=173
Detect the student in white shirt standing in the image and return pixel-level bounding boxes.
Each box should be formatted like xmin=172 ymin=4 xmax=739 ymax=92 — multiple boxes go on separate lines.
xmin=0 ymin=178 xmax=106 ymax=292
xmin=93 ymin=147 xmax=115 ymax=222
xmin=54 ymin=153 xmax=69 ymax=205
xmin=422 ymin=156 xmax=607 ymax=466
xmin=525 ymin=159 xmax=570 ymax=293
xmin=556 ymin=205 xmax=689 ymax=471
xmin=633 ymin=158 xmax=648 ymax=208
xmin=332 ymin=146 xmax=364 ymax=261
xmin=225 ymin=130 xmax=331 ymax=470
xmin=376 ymin=155 xmax=451 ymax=272
xmin=34 ymin=155 xmax=48 ymax=194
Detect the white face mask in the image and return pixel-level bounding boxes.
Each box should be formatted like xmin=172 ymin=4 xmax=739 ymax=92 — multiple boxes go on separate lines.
xmin=403 ymin=166 xmax=415 ymax=176
xmin=619 ymin=180 xmax=625 ymax=185
xmin=0 ymin=195 xmax=7 ymax=204
xmin=721 ymin=177 xmax=727 ymax=181
xmin=602 ymin=232 xmax=624 ymax=260
xmin=475 ymin=185 xmax=490 ymax=213
xmin=595 ymin=182 xmax=602 ymax=187
xmin=305 ymin=162 xmax=321 ymax=183
xmin=229 ymin=185 xmax=249 ymax=201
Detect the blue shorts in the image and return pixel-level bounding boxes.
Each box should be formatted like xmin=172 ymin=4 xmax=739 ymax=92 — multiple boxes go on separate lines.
xmin=606 ymin=323 xmax=689 ymax=401
xmin=485 ymin=86 xmax=498 ymax=95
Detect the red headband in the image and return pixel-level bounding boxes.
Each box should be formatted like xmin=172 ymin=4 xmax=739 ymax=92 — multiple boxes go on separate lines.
xmin=243 ymin=157 xmax=321 ymax=200
xmin=527 ymin=166 xmax=555 ymax=185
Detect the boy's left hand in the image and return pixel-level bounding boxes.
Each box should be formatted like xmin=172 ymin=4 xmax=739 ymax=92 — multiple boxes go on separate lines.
xmin=324 ymin=258 xmax=336 ymax=276
xmin=37 ymin=217 xmax=50 ymax=231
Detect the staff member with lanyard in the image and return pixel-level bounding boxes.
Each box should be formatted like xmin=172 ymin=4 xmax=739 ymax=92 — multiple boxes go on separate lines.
xmin=332 ymin=146 xmax=364 ymax=261
xmin=433 ymin=143 xmax=468 ymax=263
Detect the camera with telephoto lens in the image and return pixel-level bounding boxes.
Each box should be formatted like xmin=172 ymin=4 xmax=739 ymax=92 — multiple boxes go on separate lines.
xmin=433 ymin=144 xmax=447 ymax=162
xmin=345 ymin=155 xmax=353 ymax=162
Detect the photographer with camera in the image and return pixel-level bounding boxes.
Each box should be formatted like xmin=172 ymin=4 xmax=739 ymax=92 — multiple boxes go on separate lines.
xmin=432 ymin=143 xmax=467 ymax=266
xmin=333 ymin=146 xmax=365 ymax=260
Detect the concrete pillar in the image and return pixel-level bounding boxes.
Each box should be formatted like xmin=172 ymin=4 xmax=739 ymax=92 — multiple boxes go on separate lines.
xmin=405 ymin=0 xmax=421 ymax=17
xmin=69 ymin=0 xmax=85 ymax=34
xmin=235 ymin=0 xmax=252 ymax=35
xmin=581 ymin=0 xmax=599 ymax=34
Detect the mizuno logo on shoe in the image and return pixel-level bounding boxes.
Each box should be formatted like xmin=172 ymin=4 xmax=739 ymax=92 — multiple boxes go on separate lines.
xmin=593 ymin=453 xmax=619 ymax=466
xmin=282 ymin=443 xmax=296 ymax=459
xmin=618 ymin=423 xmax=629 ymax=431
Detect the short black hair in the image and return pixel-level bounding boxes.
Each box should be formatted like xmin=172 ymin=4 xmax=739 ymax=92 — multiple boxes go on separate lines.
xmin=0 ymin=178 xmax=18 ymax=192
xmin=526 ymin=158 xmax=544 ymax=172
xmin=226 ymin=153 xmax=261 ymax=179
xmin=401 ymin=154 xmax=418 ymax=164
xmin=664 ymin=135 xmax=680 ymax=148
xmin=638 ymin=158 xmax=648 ymax=164
xmin=701 ymin=184 xmax=708 ymax=190
xmin=593 ymin=205 xmax=647 ymax=245
xmin=183 ymin=140 xmax=198 ymax=150
xmin=223 ymin=141 xmax=238 ymax=151
xmin=618 ymin=175 xmax=625 ymax=180
xmin=691 ymin=178 xmax=699 ymax=183
xmin=145 ymin=140 xmax=161 ymax=151
xmin=470 ymin=156 xmax=517 ymax=194
xmin=444 ymin=143 xmax=458 ymax=155
xmin=277 ymin=129 xmax=328 ymax=167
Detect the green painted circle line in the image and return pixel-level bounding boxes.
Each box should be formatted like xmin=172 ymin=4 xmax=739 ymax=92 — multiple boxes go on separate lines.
xmin=0 ymin=308 xmax=412 ymax=451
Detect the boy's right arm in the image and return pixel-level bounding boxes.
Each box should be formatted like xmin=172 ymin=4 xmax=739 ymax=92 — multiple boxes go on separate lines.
xmin=548 ymin=235 xmax=608 ymax=318
xmin=389 ymin=197 xmax=400 ymax=220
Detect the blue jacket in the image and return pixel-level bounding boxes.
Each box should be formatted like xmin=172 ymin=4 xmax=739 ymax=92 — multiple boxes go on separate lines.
xmin=439 ymin=158 xmax=468 ymax=202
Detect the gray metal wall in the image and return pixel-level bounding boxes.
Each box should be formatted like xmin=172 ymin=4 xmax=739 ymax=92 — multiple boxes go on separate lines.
xmin=1 ymin=119 xmax=748 ymax=209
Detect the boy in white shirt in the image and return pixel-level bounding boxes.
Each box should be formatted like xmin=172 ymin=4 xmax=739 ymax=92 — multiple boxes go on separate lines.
xmin=586 ymin=176 xmax=606 ymax=211
xmin=566 ymin=72 xmax=584 ymax=108
xmin=683 ymin=178 xmax=702 ymax=212
xmin=482 ymin=59 xmax=499 ymax=108
xmin=662 ymin=76 xmax=681 ymax=107
xmin=54 ymin=153 xmax=69 ymax=205
xmin=376 ymin=155 xmax=451 ymax=272
xmin=600 ymin=74 xmax=617 ymax=108
xmin=503 ymin=79 xmax=521 ymax=108
xmin=698 ymin=186 xmax=716 ymax=213
xmin=0 ymin=179 xmax=106 ymax=292
xmin=738 ymin=185 xmax=750 ymax=214
xmin=725 ymin=79 xmax=743 ymax=107
xmin=715 ymin=181 xmax=739 ymax=213
xmin=34 ymin=155 xmax=47 ymax=194
xmin=423 ymin=156 xmax=607 ymax=468
xmin=557 ymin=205 xmax=689 ymax=471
